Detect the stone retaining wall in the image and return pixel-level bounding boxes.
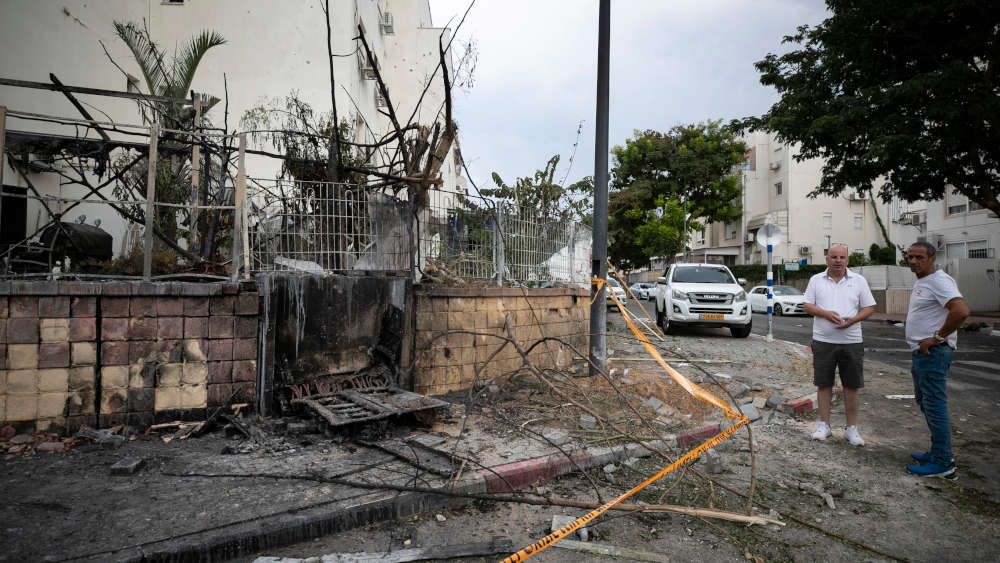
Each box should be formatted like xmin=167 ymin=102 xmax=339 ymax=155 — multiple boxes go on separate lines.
xmin=413 ymin=287 xmax=590 ymax=396
xmin=0 ymin=281 xmax=259 ymax=433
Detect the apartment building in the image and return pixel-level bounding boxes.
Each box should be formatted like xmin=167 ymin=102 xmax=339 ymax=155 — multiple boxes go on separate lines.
xmin=0 ymin=0 xmax=465 ymax=254
xmin=689 ymin=131 xmax=924 ymax=266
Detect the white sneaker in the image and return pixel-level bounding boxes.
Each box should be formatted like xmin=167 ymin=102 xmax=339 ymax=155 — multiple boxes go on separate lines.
xmin=844 ymin=425 xmax=865 ymax=446
xmin=811 ymin=421 xmax=832 ymax=440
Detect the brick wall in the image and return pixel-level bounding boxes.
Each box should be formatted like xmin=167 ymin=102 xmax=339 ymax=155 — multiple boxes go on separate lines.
xmin=412 ymin=287 xmax=590 ymax=396
xmin=0 ymin=281 xmax=259 ymax=433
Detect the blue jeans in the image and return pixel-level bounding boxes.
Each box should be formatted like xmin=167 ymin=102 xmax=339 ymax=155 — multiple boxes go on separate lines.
xmin=911 ymin=345 xmax=954 ymax=466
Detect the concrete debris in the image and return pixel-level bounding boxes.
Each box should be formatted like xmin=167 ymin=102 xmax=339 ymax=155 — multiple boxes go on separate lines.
xmin=603 ymin=463 xmax=618 ymax=474
xmin=110 ymin=456 xmax=145 ymax=475
xmin=766 ymin=391 xmax=785 ymax=408
xmin=703 ymin=450 xmax=724 ymax=474
xmin=752 ymin=396 xmax=767 ymax=409
xmin=713 ymin=373 xmax=732 ymax=381
xmin=286 ymin=422 xmax=317 ymax=435
xmin=741 ymin=404 xmax=761 ymax=422
xmin=760 ymin=410 xmax=774 ymax=425
xmin=624 ymin=457 xmax=640 ymax=467
xmin=435 ymin=514 xmax=447 ymax=522
xmin=642 ymin=397 xmax=664 ymax=410
xmin=76 ymin=428 xmax=125 ymax=449
xmin=543 ymin=430 xmax=570 ymax=446
xmin=36 ymin=441 xmax=66 ymax=453
xmin=579 ymin=415 xmax=597 ymax=429
xmin=552 ymin=515 xmax=590 ymax=542
xmin=821 ymin=492 xmax=837 ymax=510
xmin=731 ymin=383 xmax=751 ymax=398
xmin=739 ymin=396 xmax=755 ymax=405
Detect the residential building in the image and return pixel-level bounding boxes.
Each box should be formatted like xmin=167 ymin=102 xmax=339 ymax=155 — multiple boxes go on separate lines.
xmin=921 ymin=188 xmax=1000 ymax=260
xmin=0 ymin=0 xmax=465 ymax=256
xmin=689 ymin=131 xmax=923 ymax=266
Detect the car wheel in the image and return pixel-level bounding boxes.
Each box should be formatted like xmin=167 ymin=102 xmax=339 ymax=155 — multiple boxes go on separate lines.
xmin=659 ymin=309 xmax=671 ymax=334
xmin=773 ymin=303 xmax=783 ymax=316
xmin=731 ymin=320 xmax=752 ymax=338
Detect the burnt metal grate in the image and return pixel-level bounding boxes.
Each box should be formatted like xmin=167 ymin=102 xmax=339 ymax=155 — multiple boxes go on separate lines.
xmin=292 ymin=387 xmax=448 ymax=429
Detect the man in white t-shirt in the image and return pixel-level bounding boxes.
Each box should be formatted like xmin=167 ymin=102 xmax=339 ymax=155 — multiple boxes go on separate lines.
xmin=802 ymin=246 xmax=876 ymax=445
xmin=903 ymin=241 xmax=970 ymax=478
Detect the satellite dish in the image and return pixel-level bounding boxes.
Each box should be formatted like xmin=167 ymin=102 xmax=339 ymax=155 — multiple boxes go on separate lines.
xmin=756 ymin=223 xmax=783 ymax=247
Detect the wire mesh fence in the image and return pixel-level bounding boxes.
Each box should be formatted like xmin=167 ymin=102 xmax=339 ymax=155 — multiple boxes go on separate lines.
xmin=247 ymin=181 xmax=592 ymax=287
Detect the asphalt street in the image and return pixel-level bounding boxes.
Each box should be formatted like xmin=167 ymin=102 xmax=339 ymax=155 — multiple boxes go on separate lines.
xmin=620 ymin=297 xmax=1000 ymax=403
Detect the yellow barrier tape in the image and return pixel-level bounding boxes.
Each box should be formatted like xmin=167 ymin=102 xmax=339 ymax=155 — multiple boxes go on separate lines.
xmin=501 ymin=416 xmax=749 ymax=563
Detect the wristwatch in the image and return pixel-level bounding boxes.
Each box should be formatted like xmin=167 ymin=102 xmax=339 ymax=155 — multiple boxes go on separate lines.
xmin=932 ymin=331 xmax=947 ymax=343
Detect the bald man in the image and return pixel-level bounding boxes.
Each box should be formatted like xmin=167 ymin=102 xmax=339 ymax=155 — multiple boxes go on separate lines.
xmin=802 ymin=246 xmax=876 ymax=445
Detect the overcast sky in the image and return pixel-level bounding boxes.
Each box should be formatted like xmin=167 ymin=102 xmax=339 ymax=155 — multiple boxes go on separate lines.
xmin=428 ymin=0 xmax=830 ymax=193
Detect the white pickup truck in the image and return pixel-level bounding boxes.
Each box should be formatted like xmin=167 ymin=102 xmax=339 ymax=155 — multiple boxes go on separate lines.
xmin=652 ymin=263 xmax=752 ymax=338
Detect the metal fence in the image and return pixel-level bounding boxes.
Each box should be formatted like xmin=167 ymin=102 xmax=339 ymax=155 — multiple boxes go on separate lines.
xmin=247 ymin=182 xmax=592 ymax=287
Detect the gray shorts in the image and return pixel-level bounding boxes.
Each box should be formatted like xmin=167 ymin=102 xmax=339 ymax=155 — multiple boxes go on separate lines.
xmin=811 ymin=339 xmax=864 ymax=388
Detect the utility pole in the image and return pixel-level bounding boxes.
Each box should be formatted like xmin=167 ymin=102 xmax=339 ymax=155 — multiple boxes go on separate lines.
xmin=589 ymin=0 xmax=610 ymax=377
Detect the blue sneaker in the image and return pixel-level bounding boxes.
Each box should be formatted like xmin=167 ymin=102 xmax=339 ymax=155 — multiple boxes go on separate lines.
xmin=906 ymin=462 xmax=956 ymax=478
xmin=910 ymin=452 xmax=954 ymax=465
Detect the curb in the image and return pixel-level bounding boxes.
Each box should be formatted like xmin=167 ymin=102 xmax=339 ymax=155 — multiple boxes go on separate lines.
xmin=102 ymin=432 xmax=731 ymax=563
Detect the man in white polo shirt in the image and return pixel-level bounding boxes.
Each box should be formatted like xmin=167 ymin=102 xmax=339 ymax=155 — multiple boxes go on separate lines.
xmin=802 ymin=245 xmax=876 ymax=445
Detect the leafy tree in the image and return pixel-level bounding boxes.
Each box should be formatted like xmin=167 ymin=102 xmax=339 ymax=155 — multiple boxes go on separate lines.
xmin=742 ymin=0 xmax=1000 ymax=217
xmin=484 ymin=155 xmax=593 ymax=223
xmin=608 ymin=121 xmax=746 ymax=268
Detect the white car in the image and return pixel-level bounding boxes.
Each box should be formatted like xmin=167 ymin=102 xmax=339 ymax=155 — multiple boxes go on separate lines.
xmin=652 ymin=263 xmax=752 ymax=338
xmin=628 ymin=283 xmax=649 ymax=300
xmin=606 ymin=278 xmax=627 ymax=308
xmin=638 ymin=282 xmax=656 ymax=300
xmin=749 ymin=285 xmax=807 ymax=315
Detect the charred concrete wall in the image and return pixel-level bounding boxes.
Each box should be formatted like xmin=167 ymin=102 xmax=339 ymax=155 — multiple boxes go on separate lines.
xmin=257 ymin=273 xmax=410 ymax=413
xmin=0 ymin=281 xmax=258 ymax=433
xmin=412 ymin=287 xmax=590 ymax=395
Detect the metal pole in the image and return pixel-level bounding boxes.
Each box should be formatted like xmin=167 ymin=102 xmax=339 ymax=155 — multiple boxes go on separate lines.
xmin=589 ymin=0 xmax=610 ymax=377
xmin=766 ymin=243 xmax=774 ymax=342
xmin=233 ymin=132 xmax=247 ymax=281
xmin=143 ymin=122 xmax=159 ymax=280
xmin=190 ymin=93 xmax=202 ymax=249
xmin=0 ymin=106 xmax=6 ymax=245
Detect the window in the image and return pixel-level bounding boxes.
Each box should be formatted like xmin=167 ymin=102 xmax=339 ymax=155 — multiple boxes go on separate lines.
xmin=822 ymin=212 xmax=832 ymax=230
xmin=696 ymin=229 xmax=705 ymax=243
xmin=854 ymin=213 xmax=863 ymax=230
xmin=947 ymin=203 xmax=968 ymax=215
xmin=775 ymin=182 xmax=783 ymax=196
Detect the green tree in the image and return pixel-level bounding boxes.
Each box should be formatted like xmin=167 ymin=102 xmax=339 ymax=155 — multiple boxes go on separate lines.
xmin=742 ymin=0 xmax=1000 ymax=217
xmin=485 ymin=155 xmax=593 ymax=223
xmin=609 ymin=121 xmax=746 ymax=267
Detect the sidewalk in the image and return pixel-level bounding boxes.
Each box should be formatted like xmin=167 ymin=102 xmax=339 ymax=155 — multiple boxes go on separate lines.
xmin=869 ymin=311 xmax=1000 ymax=326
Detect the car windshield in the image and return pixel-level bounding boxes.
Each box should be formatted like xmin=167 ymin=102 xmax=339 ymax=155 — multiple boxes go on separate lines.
xmin=607 ymin=278 xmax=621 ymax=288
xmin=772 ymin=286 xmax=803 ymax=296
xmin=671 ymin=267 xmax=735 ymax=284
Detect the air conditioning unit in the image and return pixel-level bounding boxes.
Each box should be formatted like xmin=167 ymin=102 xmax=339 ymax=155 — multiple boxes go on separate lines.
xmin=744 ymin=233 xmax=755 ymax=243
xmin=375 ymin=90 xmax=387 ymax=108
xmin=380 ymin=12 xmax=394 ymax=34
xmin=358 ymin=51 xmax=377 ymax=80
xmin=849 ymin=191 xmax=869 ymax=200
xmin=799 ymin=245 xmax=812 ymax=255
xmin=769 ymin=161 xmax=781 ymax=171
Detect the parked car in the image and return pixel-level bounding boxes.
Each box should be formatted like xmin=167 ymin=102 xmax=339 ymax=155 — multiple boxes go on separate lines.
xmin=748 ymin=285 xmax=807 ymax=315
xmin=628 ymin=283 xmax=649 ymax=300
xmin=639 ymin=282 xmax=656 ymax=300
xmin=606 ymin=278 xmax=627 ymax=308
xmin=651 ymin=263 xmax=752 ymax=337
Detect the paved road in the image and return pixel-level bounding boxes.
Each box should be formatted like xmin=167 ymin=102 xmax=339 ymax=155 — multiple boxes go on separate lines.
xmin=620 ymin=297 xmax=1000 ymax=400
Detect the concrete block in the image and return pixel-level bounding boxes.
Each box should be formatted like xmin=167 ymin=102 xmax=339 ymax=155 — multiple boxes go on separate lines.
xmin=543 ymin=429 xmax=570 ymax=446
xmin=130 ymin=297 xmax=156 ymax=317
xmin=579 ymin=414 xmax=597 ymax=429
xmin=235 ymin=292 xmax=259 ymax=315
xmin=703 ymin=449 xmax=724 ymax=474
xmin=128 ymin=340 xmax=156 ymax=363
xmin=68 ymin=366 xmax=95 ymax=390
xmin=37 ymin=368 xmax=70 ymax=392
xmin=208 ymin=339 xmax=233 ymax=361
xmin=184 ymin=317 xmax=208 ymax=339
xmin=234 ymin=316 xmax=257 ymax=338
xmin=232 ymin=360 xmax=256 ymax=382
xmin=71 ymin=296 xmax=97 ymax=317
xmin=158 ymin=363 xmax=183 ymax=386
xmin=0 ymin=318 xmax=5 ymax=344
xmin=159 ymin=339 xmax=183 ymax=362
xmin=182 ymin=362 xmax=208 ymax=385
xmin=208 ymin=361 xmax=233 ymax=384
xmin=741 ymin=404 xmax=761 ymax=422
xmin=208 ymin=316 xmax=234 ymax=339
xmin=129 ymin=362 xmax=156 ymax=389
xmin=127 ymin=388 xmax=154 ymax=412
xmin=0 ymin=296 xmax=7 ymax=318
xmin=8 ymin=344 xmax=39 ymax=369
xmin=752 ymin=396 xmax=767 ymax=409
xmin=8 ymin=369 xmax=37 ymax=393
xmin=233 ymin=338 xmax=256 ymax=360
xmin=128 ymin=317 xmax=156 ymax=340
xmin=154 ymin=386 xmax=182 ymax=410
xmin=38 ymin=296 xmax=70 ymax=317
xmin=70 ymin=317 xmax=97 ymax=342
xmin=101 ymin=317 xmax=128 ymax=340
xmin=10 ymin=296 xmax=38 ymax=318
xmin=208 ymin=383 xmax=233 ymax=405
xmin=100 ymin=389 xmax=127 ymax=414
xmin=6 ymin=394 xmax=37 ymax=421
xmin=38 ymin=342 xmax=70 ymax=368
xmin=38 ymin=392 xmax=68 ymax=418
xmin=210 ymin=295 xmax=235 ymax=315
xmin=154 ymin=297 xmax=183 ymax=316
xmin=766 ymin=391 xmax=785 ymax=408
xmin=101 ymin=341 xmax=129 ymax=365
xmin=183 ymin=339 xmax=207 ymax=362
xmin=101 ymin=365 xmax=129 ymax=389
xmin=110 ymin=456 xmax=145 ymax=475
xmin=157 ymin=317 xmax=183 ymax=339
xmin=179 ymin=383 xmax=207 ymax=408
xmin=101 ymin=297 xmax=130 ymax=317
xmin=183 ymin=297 xmax=210 ymax=316
xmin=232 ymin=381 xmax=256 ymax=402
xmin=7 ymin=318 xmax=39 ymax=344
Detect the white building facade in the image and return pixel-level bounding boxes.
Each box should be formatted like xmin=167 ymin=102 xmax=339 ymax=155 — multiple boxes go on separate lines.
xmin=0 ymin=0 xmax=465 ymax=256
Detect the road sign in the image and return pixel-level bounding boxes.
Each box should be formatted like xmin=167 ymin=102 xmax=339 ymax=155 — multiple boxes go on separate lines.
xmin=756 ymin=223 xmax=783 ymax=247
xmin=784 ymin=262 xmax=800 ymax=271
